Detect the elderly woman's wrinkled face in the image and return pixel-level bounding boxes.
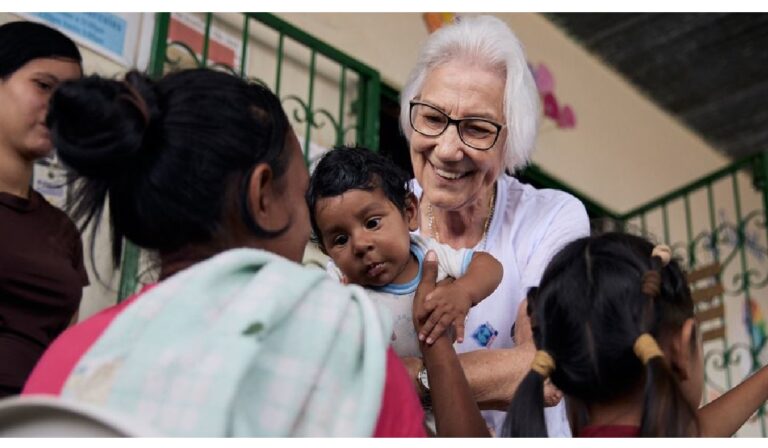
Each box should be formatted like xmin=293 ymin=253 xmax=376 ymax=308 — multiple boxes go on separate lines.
xmin=410 ymin=61 xmax=506 ymax=212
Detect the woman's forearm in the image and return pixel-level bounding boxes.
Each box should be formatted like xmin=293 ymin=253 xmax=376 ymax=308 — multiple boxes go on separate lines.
xmin=423 ymin=336 xmax=490 ymax=436
xmin=458 ymin=342 xmax=536 ymax=410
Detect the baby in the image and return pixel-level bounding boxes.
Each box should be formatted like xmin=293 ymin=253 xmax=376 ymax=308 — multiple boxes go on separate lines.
xmin=306 ymin=146 xmax=503 ymax=357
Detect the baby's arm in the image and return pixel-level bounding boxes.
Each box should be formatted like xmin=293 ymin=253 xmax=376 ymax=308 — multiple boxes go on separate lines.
xmin=696 ymin=364 xmax=768 ymax=436
xmin=417 ymin=252 xmax=503 ymax=344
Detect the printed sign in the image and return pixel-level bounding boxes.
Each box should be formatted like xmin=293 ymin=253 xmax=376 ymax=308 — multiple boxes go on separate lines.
xmin=20 ymin=12 xmax=143 ymax=67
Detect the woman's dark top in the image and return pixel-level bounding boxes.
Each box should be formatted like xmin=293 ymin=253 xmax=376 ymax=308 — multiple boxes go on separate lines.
xmin=0 ymin=190 xmax=88 ymax=396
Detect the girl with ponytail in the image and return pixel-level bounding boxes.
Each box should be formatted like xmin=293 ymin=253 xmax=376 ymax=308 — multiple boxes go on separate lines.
xmin=503 ymin=232 xmax=768 ymax=437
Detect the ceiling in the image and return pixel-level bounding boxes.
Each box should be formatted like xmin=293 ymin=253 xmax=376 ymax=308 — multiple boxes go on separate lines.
xmin=543 ymin=13 xmax=768 ymax=160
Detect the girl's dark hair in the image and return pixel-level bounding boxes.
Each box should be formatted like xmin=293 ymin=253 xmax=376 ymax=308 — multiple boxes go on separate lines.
xmin=47 ymin=68 xmax=291 ymax=263
xmin=0 ymin=21 xmax=82 ymax=78
xmin=305 ymin=146 xmax=411 ymax=246
xmin=503 ymin=232 xmax=699 ymax=437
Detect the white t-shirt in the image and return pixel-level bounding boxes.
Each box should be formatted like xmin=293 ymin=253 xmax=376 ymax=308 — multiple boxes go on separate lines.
xmin=412 ymin=174 xmax=590 ymax=437
xmin=328 ymin=233 xmax=474 ymax=358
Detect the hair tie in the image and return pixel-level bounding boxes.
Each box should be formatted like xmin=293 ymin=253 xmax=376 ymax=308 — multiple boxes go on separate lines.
xmin=651 ymin=244 xmax=672 ymax=266
xmin=119 ymin=80 xmax=150 ymax=127
xmin=633 ymin=333 xmax=664 ymax=364
xmin=531 ymin=350 xmax=555 ymax=378
xmin=641 ymin=270 xmax=661 ymax=297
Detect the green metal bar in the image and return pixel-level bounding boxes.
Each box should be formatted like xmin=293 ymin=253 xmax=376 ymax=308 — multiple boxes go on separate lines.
xmin=364 ymin=72 xmax=381 ymax=150
xmin=518 ymin=164 xmax=622 ymax=220
xmin=662 ymin=203 xmax=671 ymax=244
xmin=707 ymin=183 xmax=719 ymax=263
xmin=117 ymin=12 xmax=172 ymax=302
xmin=147 ymin=12 xmax=171 ymax=78
xmin=200 ymin=13 xmax=213 ymax=67
xmin=117 ymin=243 xmax=140 ymax=302
xmin=274 ymin=32 xmax=284 ymax=95
xmin=304 ymin=50 xmax=316 ymax=164
xmin=337 ymin=67 xmax=347 ymax=146
xmin=684 ymin=194 xmax=694 ymax=267
xmin=239 ymin=15 xmax=249 ymax=78
xmin=249 ymin=13 xmax=379 ymax=78
xmin=621 ymin=154 xmax=758 ymax=220
xmin=356 ymin=79 xmax=365 ymax=148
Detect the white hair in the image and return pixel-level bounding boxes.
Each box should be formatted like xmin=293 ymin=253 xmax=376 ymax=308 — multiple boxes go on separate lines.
xmin=399 ymin=15 xmax=540 ymax=172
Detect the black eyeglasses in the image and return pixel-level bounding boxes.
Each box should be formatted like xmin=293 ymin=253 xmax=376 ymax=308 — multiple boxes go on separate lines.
xmin=409 ymin=101 xmax=503 ymax=151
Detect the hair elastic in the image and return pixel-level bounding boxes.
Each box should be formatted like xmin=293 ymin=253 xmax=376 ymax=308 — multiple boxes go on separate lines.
xmin=633 ymin=333 xmax=664 ymax=364
xmin=531 ymin=350 xmax=556 ymax=378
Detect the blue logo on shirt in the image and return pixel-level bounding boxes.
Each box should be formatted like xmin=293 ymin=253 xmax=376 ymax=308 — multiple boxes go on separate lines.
xmin=472 ymin=322 xmax=499 ymax=348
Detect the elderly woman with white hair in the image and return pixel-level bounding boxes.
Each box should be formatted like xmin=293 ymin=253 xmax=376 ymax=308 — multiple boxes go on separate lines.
xmin=403 ymin=15 xmax=589 ymax=436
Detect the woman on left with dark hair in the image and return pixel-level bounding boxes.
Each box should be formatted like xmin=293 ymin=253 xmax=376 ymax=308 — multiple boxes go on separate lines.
xmin=0 ymin=21 xmax=86 ymax=398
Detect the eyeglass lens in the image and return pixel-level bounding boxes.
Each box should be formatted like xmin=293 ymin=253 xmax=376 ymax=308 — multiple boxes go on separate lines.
xmin=410 ymin=103 xmax=499 ymax=150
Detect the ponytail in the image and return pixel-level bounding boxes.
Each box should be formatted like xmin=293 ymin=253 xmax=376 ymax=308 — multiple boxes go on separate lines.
xmin=502 ymin=369 xmax=548 ymax=437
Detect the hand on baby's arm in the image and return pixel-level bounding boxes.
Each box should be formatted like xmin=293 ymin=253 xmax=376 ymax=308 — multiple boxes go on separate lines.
xmin=416 ymin=280 xmax=472 ymax=345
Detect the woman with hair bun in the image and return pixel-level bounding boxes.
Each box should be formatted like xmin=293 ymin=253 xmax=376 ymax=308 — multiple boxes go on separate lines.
xmin=0 ymin=21 xmax=85 ymax=398
xmin=21 ymin=68 xmax=429 ymax=436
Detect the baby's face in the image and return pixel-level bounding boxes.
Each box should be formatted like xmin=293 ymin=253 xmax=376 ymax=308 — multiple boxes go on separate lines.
xmin=314 ymin=188 xmax=418 ymax=287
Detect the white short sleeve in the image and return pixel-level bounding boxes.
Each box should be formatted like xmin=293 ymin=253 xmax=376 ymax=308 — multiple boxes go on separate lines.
xmin=520 ymin=197 xmax=590 ymax=290
xmin=412 ymin=234 xmax=474 ymax=279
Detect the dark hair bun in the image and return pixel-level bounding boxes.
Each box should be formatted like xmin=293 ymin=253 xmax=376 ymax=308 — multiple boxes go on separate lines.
xmin=48 ymin=71 xmax=159 ymax=180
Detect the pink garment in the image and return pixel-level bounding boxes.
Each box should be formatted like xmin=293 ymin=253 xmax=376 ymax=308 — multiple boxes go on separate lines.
xmin=24 ymin=285 xmax=426 ymax=437
xmin=578 ymin=425 xmax=640 ymax=437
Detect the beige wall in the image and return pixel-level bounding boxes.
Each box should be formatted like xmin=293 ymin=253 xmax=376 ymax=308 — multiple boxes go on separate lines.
xmin=278 ymin=12 xmax=730 ymax=214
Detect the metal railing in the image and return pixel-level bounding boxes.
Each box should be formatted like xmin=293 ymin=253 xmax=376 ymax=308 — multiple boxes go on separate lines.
xmin=620 ymin=152 xmax=768 ymax=437
xmin=117 ymin=12 xmax=381 ymax=301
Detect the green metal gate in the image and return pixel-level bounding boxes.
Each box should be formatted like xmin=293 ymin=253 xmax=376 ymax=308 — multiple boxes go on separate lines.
xmin=620 ymin=152 xmax=768 ymax=436
xmin=117 ymin=12 xmax=381 ymax=301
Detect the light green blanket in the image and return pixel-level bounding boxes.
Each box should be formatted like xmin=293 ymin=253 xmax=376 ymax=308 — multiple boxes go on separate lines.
xmin=62 ymin=248 xmax=393 ymax=436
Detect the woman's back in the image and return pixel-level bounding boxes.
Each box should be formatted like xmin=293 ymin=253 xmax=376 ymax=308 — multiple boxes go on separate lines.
xmin=23 ymin=67 xmax=426 ymax=437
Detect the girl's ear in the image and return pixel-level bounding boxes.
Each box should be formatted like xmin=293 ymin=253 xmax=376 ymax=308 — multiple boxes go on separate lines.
xmin=405 ymin=192 xmax=420 ymax=231
xmin=669 ymin=318 xmax=696 ymax=381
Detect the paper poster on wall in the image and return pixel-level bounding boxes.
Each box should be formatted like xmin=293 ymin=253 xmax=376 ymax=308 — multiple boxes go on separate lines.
xmin=19 ymin=12 xmax=142 ymax=67
xmin=168 ymin=13 xmax=241 ymax=71
xmin=32 ymin=156 xmax=68 ymax=210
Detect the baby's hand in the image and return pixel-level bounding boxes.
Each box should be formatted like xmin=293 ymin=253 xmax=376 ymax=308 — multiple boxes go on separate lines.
xmin=543 ymin=378 xmax=564 ymax=407
xmin=417 ymin=281 xmax=473 ymax=344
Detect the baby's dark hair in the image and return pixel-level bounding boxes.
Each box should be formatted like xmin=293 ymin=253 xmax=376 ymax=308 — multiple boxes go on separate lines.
xmin=306 ymin=146 xmax=411 ymax=246
xmin=47 ymin=68 xmax=290 ymax=264
xmin=503 ymin=232 xmax=699 ymax=437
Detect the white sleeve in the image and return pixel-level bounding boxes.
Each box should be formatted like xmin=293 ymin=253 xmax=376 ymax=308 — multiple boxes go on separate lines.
xmin=325 ymin=259 xmax=344 ymax=283
xmin=521 ymin=197 xmax=590 ymax=290
xmin=423 ymin=237 xmax=474 ymax=279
